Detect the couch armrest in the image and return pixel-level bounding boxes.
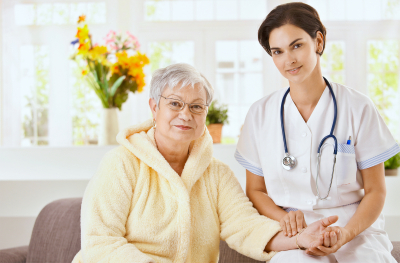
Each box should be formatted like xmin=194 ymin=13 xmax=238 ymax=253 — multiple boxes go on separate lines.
xmin=0 ymin=246 xmax=28 ymax=263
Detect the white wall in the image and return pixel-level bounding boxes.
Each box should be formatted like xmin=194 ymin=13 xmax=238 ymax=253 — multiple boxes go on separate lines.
xmin=1 ymin=145 xmax=400 ymax=250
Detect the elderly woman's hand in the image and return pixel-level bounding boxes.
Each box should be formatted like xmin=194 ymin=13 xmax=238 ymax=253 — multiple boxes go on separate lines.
xmin=296 ymin=215 xmax=340 ymax=251
xmin=305 ymin=225 xmax=352 ymax=256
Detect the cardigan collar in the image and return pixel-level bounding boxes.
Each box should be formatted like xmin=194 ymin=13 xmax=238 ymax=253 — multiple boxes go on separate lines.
xmin=116 ymin=119 xmax=213 ymax=193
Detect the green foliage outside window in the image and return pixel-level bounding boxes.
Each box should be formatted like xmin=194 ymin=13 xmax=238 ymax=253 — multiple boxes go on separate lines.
xmin=367 ymin=40 xmax=400 ymax=140
xmin=321 ymin=42 xmax=345 ymax=84
xmin=21 ymin=46 xmax=49 ymax=146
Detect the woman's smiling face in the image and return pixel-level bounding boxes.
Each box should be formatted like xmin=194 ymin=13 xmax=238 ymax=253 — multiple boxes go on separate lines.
xmin=269 ymin=24 xmax=324 ymax=84
xmin=150 ymin=83 xmax=208 ymax=144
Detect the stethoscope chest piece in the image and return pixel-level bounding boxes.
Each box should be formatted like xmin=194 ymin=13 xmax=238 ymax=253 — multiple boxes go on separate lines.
xmin=282 ymin=154 xmax=297 ymax=170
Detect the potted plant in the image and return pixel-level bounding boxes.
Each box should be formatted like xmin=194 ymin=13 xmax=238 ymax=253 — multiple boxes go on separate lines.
xmin=70 ymin=15 xmax=149 ymax=145
xmin=206 ymin=101 xmax=229 ymax=143
xmin=385 ymin=150 xmax=400 ymax=176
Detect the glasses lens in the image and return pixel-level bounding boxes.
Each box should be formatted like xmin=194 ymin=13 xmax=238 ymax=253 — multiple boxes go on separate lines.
xmin=167 ymin=98 xmax=183 ymax=110
xmin=190 ymin=104 xmax=206 ymax=113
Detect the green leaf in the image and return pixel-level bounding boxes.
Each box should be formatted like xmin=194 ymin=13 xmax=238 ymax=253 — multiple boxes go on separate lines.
xmin=206 ymin=100 xmax=229 ymax=125
xmin=110 ymin=75 xmax=126 ymax=97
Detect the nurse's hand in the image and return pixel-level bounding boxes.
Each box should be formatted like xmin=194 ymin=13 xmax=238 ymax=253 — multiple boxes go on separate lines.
xmin=280 ymin=210 xmax=307 ymax=237
xmin=306 ymin=226 xmax=351 ymax=256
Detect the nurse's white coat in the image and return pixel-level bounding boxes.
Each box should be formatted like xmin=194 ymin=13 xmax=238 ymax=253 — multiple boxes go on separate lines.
xmin=236 ymin=82 xmax=399 ymax=262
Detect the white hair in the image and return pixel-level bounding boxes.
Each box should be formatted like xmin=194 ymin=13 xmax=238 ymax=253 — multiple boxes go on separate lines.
xmin=150 ymin=63 xmax=214 ymax=106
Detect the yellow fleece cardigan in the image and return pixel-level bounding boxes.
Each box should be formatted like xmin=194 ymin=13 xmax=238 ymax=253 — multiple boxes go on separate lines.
xmin=72 ymin=120 xmax=281 ymax=263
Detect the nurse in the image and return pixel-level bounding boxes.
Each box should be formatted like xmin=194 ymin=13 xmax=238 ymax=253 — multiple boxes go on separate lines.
xmin=235 ymin=2 xmax=399 ymax=263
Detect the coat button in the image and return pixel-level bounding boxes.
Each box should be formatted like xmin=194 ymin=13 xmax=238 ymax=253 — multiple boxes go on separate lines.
xmin=301 ymin=167 xmax=307 ymax=173
xmin=302 ymin=132 xmax=307 ymax=137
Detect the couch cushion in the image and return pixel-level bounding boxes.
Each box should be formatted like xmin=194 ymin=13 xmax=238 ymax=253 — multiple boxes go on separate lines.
xmin=26 ymin=198 xmax=82 ymax=263
xmin=219 ymin=240 xmax=264 ymax=263
xmin=0 ymin=246 xmax=28 ymax=263
xmin=392 ymin=241 xmax=400 ymax=262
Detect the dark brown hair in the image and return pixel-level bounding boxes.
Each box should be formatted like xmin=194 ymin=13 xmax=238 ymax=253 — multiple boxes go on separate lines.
xmin=258 ymin=2 xmax=327 ymax=56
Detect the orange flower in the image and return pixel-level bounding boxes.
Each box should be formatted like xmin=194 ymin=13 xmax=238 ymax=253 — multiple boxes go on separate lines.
xmin=78 ymin=15 xmax=86 ymax=23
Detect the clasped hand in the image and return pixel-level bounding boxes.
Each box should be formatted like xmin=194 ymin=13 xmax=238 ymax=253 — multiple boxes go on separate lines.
xmin=281 ymin=211 xmax=349 ymax=256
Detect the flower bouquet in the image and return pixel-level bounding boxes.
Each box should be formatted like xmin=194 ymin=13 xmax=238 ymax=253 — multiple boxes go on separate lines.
xmin=71 ymin=15 xmax=149 ymax=145
xmin=70 ymin=15 xmax=149 ymax=110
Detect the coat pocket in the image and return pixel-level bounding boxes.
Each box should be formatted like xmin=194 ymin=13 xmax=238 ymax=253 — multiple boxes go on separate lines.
xmin=335 ymin=144 xmax=357 ymax=186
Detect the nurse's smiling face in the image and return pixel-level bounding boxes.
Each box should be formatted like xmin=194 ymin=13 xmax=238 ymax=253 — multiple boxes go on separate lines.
xmin=269 ymin=24 xmax=324 ymax=84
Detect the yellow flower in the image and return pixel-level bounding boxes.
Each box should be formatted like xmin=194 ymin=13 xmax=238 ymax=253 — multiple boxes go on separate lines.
xmin=82 ymin=69 xmax=88 ymax=75
xmin=77 ymin=42 xmax=90 ymax=55
xmin=76 ymin=25 xmax=89 ymax=43
xmin=88 ymin=45 xmax=108 ymax=62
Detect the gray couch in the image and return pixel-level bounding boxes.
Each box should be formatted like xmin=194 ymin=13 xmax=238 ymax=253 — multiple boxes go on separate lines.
xmin=0 ymin=198 xmax=399 ymax=263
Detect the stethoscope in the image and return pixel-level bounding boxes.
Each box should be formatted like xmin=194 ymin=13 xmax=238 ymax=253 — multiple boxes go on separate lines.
xmin=280 ymin=77 xmax=338 ymax=200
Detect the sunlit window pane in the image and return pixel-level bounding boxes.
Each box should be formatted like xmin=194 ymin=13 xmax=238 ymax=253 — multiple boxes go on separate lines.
xmin=216 ymin=40 xmax=263 ymax=143
xmin=53 ymin=3 xmax=70 ymax=24
xmin=239 ymin=41 xmax=263 ymax=71
xmin=321 ymin=41 xmax=345 ymax=85
xmin=239 ymin=0 xmax=267 ymax=20
xmin=172 ymin=1 xmax=194 ymax=21
xmin=14 ymin=2 xmax=106 ymax=26
xmin=365 ymin=0 xmax=382 ymax=20
xmin=145 ymin=1 xmax=171 ymax=21
xmin=345 ymin=0 xmax=364 ymax=21
xmin=307 ymin=0 xmax=328 ymax=21
xmin=240 ymin=73 xmax=263 ymax=104
xmin=36 ymin=4 xmax=53 ymax=25
xmin=148 ymin=41 xmax=194 ymax=72
xmin=216 ymin=0 xmax=238 ymax=20
xmin=327 ymin=0 xmax=345 ymax=20
xmin=87 ymin=2 xmax=107 ymax=24
xmin=367 ymin=40 xmax=400 ymax=141
xmin=70 ymin=60 xmax=101 ymax=145
xmin=195 ymin=0 xmax=214 ymax=20
xmin=20 ymin=46 xmax=50 ymax=146
xmin=14 ymin=4 xmax=35 ymax=26
xmin=383 ymin=0 xmax=400 ymax=19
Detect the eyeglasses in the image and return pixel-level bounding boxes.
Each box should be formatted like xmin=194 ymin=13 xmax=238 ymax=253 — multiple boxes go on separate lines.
xmin=160 ymin=95 xmax=208 ymax=114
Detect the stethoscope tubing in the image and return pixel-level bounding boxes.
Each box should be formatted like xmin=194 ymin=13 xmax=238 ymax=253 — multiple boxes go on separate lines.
xmin=280 ymin=77 xmax=338 ymax=200
xmin=280 ymin=77 xmax=338 ymax=155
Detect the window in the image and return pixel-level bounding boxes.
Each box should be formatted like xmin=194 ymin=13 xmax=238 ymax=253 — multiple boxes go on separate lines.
xmin=2 ymin=0 xmax=400 ymax=147
xmin=20 ymin=46 xmax=50 ymax=146
xmin=215 ymin=40 xmax=264 ymax=142
xmin=148 ymin=41 xmax=195 ymax=72
xmin=14 ymin=2 xmax=106 ymax=25
xmin=144 ymin=0 xmax=267 ymax=21
xmin=71 ymin=61 xmax=102 ymax=145
xmin=367 ymin=40 xmax=400 ymax=141
xmin=308 ymin=0 xmax=400 ymax=21
xmin=321 ymin=41 xmax=345 ymax=84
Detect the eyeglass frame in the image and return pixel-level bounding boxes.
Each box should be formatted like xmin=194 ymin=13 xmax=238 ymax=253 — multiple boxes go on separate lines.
xmin=159 ymin=95 xmax=209 ymax=114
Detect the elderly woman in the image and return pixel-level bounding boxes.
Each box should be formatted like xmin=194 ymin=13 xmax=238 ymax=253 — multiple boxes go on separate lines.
xmin=72 ymin=63 xmax=338 ymax=263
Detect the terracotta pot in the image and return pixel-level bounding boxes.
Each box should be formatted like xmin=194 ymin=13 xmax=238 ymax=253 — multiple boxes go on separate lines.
xmin=99 ymin=108 xmax=119 ymax=145
xmin=207 ymin=123 xmax=223 ymax=143
xmin=385 ymin=169 xmax=398 ymax=176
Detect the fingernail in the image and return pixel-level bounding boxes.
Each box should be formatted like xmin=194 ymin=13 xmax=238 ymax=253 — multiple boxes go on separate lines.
xmin=288 ymin=234 xmax=292 ymax=237
xmin=292 ymin=231 xmax=296 ymax=236
xmin=298 ymin=228 xmax=301 ymax=232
